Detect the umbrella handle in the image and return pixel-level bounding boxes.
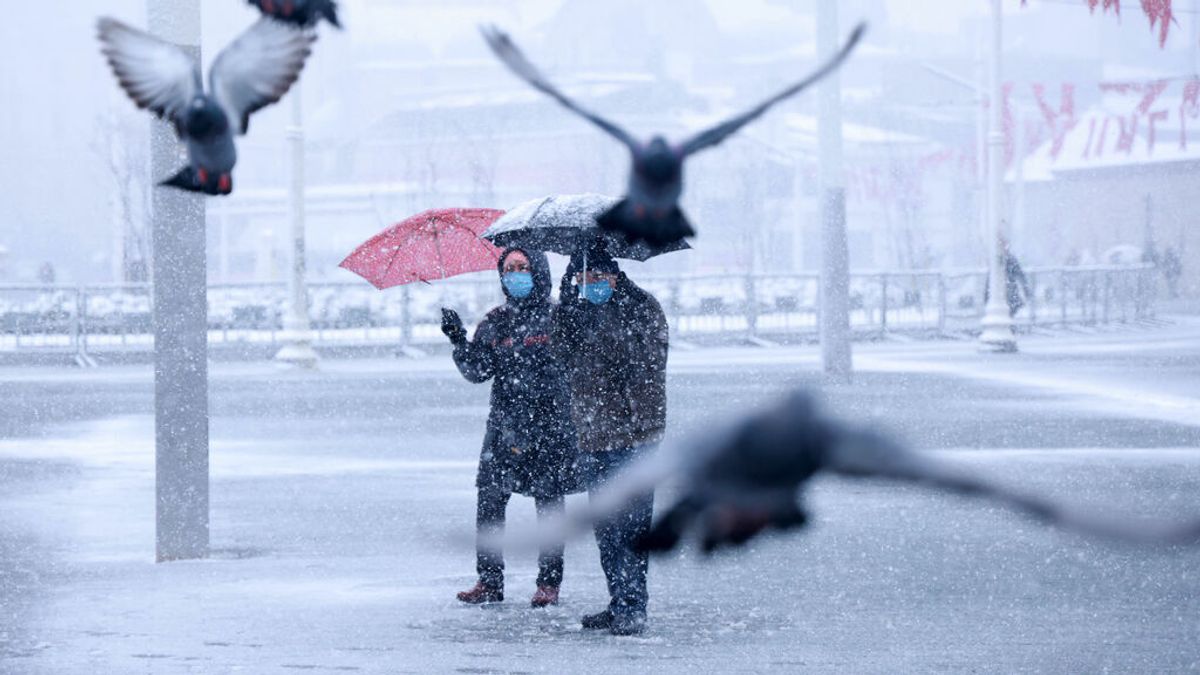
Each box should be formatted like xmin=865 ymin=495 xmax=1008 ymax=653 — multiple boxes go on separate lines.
xmin=432 ymin=221 xmax=448 ymax=305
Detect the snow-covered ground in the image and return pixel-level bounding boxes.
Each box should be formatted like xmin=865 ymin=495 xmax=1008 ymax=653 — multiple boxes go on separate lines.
xmin=1 ymin=321 xmax=1198 ymax=673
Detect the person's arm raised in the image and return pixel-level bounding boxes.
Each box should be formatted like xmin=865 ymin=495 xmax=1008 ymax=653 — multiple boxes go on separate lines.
xmin=451 ymin=311 xmax=498 ymax=383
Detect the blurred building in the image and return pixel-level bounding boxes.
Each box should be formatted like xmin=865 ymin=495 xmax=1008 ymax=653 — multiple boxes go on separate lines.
xmin=1011 ymin=82 xmax=1200 ymax=296
xmin=36 ymin=0 xmax=1184 ymax=296
xmin=208 ymin=0 xmax=958 ymax=282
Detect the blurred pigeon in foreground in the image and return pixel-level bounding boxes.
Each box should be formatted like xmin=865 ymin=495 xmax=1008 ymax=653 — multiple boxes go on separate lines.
xmin=249 ymin=0 xmax=341 ymax=29
xmin=480 ymin=23 xmax=866 ymax=247
xmin=640 ymin=392 xmax=1200 ymax=553
xmin=98 ymin=16 xmax=315 ymax=195
xmin=482 ymin=392 xmax=1200 ymax=557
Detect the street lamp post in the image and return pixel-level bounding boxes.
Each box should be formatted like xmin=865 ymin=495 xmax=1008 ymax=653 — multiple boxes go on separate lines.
xmin=275 ymin=85 xmax=319 ymax=368
xmin=979 ymin=0 xmax=1018 ymax=352
xmin=817 ymin=0 xmax=853 ymax=380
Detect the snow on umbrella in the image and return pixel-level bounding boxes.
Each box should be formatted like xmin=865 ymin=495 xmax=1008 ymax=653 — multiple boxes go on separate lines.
xmin=482 ymin=193 xmax=689 ymax=262
xmin=339 ymin=208 xmax=505 ymax=289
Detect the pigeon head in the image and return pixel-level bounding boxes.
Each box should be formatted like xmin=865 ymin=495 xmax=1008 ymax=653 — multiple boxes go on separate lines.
xmin=636 ymin=136 xmax=681 ymax=184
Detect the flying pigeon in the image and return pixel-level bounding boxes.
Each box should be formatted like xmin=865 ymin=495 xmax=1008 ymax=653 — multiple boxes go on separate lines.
xmin=480 ymin=391 xmax=1200 ymax=558
xmin=638 ymin=392 xmax=1200 ymax=553
xmin=480 ymin=23 xmax=866 ymax=247
xmin=248 ymin=0 xmax=341 ymax=29
xmin=98 ymin=16 xmax=316 ymax=195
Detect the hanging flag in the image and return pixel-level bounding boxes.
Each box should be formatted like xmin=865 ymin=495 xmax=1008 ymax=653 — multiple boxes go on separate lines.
xmin=1140 ymin=0 xmax=1176 ymax=47
xmin=1086 ymin=0 xmax=1121 ymax=15
xmin=1022 ymin=0 xmax=1175 ymax=48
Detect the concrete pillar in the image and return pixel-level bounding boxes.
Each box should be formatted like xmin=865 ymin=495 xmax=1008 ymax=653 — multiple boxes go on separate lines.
xmin=148 ymin=0 xmax=209 ymax=561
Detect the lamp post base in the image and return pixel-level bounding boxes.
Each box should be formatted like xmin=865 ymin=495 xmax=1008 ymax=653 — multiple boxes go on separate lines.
xmin=978 ymin=309 xmax=1017 ymax=353
xmin=979 ymin=334 xmax=1017 ymax=353
xmin=275 ymin=330 xmax=319 ymax=369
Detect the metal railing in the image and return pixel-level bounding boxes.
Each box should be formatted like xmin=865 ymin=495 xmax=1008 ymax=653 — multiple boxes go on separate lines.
xmin=0 ymin=264 xmax=1157 ymax=360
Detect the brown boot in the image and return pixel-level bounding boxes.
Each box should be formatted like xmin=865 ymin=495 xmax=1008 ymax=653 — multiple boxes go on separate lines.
xmin=530 ymin=585 xmax=559 ymax=608
xmin=456 ymin=581 xmax=503 ymax=604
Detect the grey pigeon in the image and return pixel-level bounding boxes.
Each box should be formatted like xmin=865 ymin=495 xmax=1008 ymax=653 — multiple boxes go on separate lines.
xmin=481 ymin=391 xmax=1200 ymax=559
xmin=639 ymin=392 xmax=1200 ymax=553
xmin=249 ymin=0 xmax=340 ymax=29
xmin=98 ymin=16 xmax=315 ymax=196
xmin=480 ymin=23 xmax=866 ymax=247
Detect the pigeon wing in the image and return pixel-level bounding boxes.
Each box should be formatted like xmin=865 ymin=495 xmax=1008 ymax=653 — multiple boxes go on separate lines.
xmin=209 ymin=17 xmax=316 ymax=135
xmin=829 ymin=428 xmax=1200 ymax=546
xmin=676 ymin=22 xmax=866 ymax=157
xmin=97 ymin=17 xmax=201 ymax=133
xmin=480 ymin=25 xmax=640 ymax=151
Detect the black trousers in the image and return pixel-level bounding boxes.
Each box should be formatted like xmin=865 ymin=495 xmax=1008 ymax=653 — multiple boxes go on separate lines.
xmin=588 ymin=446 xmax=654 ymax=616
xmin=476 ymin=485 xmax=565 ymax=590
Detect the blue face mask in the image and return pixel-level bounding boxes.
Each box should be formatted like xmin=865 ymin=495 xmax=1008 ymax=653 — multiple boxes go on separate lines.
xmin=583 ymin=281 xmax=614 ymax=305
xmin=502 ymin=271 xmax=534 ymax=299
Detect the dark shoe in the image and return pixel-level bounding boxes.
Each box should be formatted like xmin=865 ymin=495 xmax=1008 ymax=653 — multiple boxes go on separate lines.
xmin=580 ymin=609 xmax=613 ymax=630
xmin=609 ymin=612 xmax=646 ymax=636
xmin=456 ymin=581 xmax=503 ymax=604
xmin=530 ymin=585 xmax=559 ymax=608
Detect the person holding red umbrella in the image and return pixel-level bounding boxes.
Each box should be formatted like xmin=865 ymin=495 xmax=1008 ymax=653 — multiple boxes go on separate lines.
xmin=342 ymin=209 xmax=578 ymax=605
xmin=441 ymin=247 xmax=580 ymax=607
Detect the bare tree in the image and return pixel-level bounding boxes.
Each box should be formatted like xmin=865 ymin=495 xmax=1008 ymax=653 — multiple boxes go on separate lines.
xmin=93 ymin=111 xmax=151 ymax=283
xmin=448 ymin=117 xmax=500 ymax=208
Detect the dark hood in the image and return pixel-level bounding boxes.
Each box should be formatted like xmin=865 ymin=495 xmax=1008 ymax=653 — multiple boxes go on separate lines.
xmin=567 ymin=240 xmax=619 ymax=276
xmin=564 ymin=244 xmax=639 ymax=304
xmin=498 ymin=247 xmax=552 ymax=305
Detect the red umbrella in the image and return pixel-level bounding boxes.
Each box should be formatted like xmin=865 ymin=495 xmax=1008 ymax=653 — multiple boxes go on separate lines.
xmin=340 ymin=208 xmax=506 ymax=289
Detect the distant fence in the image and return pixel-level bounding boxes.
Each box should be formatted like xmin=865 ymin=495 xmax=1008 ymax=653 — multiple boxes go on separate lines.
xmin=0 ymin=264 xmax=1157 ymax=361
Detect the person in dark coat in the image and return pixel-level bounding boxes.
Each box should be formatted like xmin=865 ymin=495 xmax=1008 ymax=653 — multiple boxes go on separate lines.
xmin=555 ymin=242 xmax=668 ymax=636
xmin=1003 ymin=249 xmax=1032 ymax=318
xmin=1162 ymin=246 xmax=1182 ymax=299
xmin=441 ymin=247 xmax=578 ymax=608
xmin=984 ymin=238 xmax=1033 ymax=318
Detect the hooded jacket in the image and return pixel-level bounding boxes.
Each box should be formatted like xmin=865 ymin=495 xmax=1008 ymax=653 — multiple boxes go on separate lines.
xmin=452 ymin=248 xmax=579 ymax=497
xmin=556 ymin=256 xmax=669 ymax=454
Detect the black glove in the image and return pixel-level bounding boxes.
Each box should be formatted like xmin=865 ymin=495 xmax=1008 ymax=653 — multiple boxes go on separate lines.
xmin=441 ymin=308 xmax=466 ymax=345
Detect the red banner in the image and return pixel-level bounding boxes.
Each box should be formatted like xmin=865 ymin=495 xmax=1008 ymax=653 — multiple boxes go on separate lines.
xmin=1021 ymin=0 xmax=1175 ymax=47
xmin=1140 ymin=0 xmax=1177 ymax=47
xmin=845 ymin=76 xmax=1200 ymax=207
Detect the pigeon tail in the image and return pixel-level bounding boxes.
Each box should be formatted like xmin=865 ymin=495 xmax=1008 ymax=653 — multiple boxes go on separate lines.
xmin=319 ymin=0 xmax=341 ymax=28
xmin=160 ymin=166 xmax=202 ymax=193
xmin=598 ymin=200 xmax=696 ymax=247
xmin=159 ymin=166 xmax=233 ymax=196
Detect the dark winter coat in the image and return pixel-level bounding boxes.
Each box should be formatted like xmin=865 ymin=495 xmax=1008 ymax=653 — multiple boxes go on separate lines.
xmin=556 ymin=271 xmax=669 ymax=454
xmin=1004 ymin=253 xmax=1031 ymax=317
xmin=984 ymin=252 xmax=1033 ymax=318
xmin=453 ymin=248 xmax=579 ymax=498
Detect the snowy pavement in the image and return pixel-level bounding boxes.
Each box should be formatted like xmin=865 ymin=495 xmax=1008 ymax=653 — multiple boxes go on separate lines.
xmin=1 ymin=321 xmax=1199 ymax=673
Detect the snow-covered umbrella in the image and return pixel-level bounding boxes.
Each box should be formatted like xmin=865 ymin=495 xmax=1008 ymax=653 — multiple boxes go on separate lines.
xmin=481 ymin=193 xmax=689 ymax=262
